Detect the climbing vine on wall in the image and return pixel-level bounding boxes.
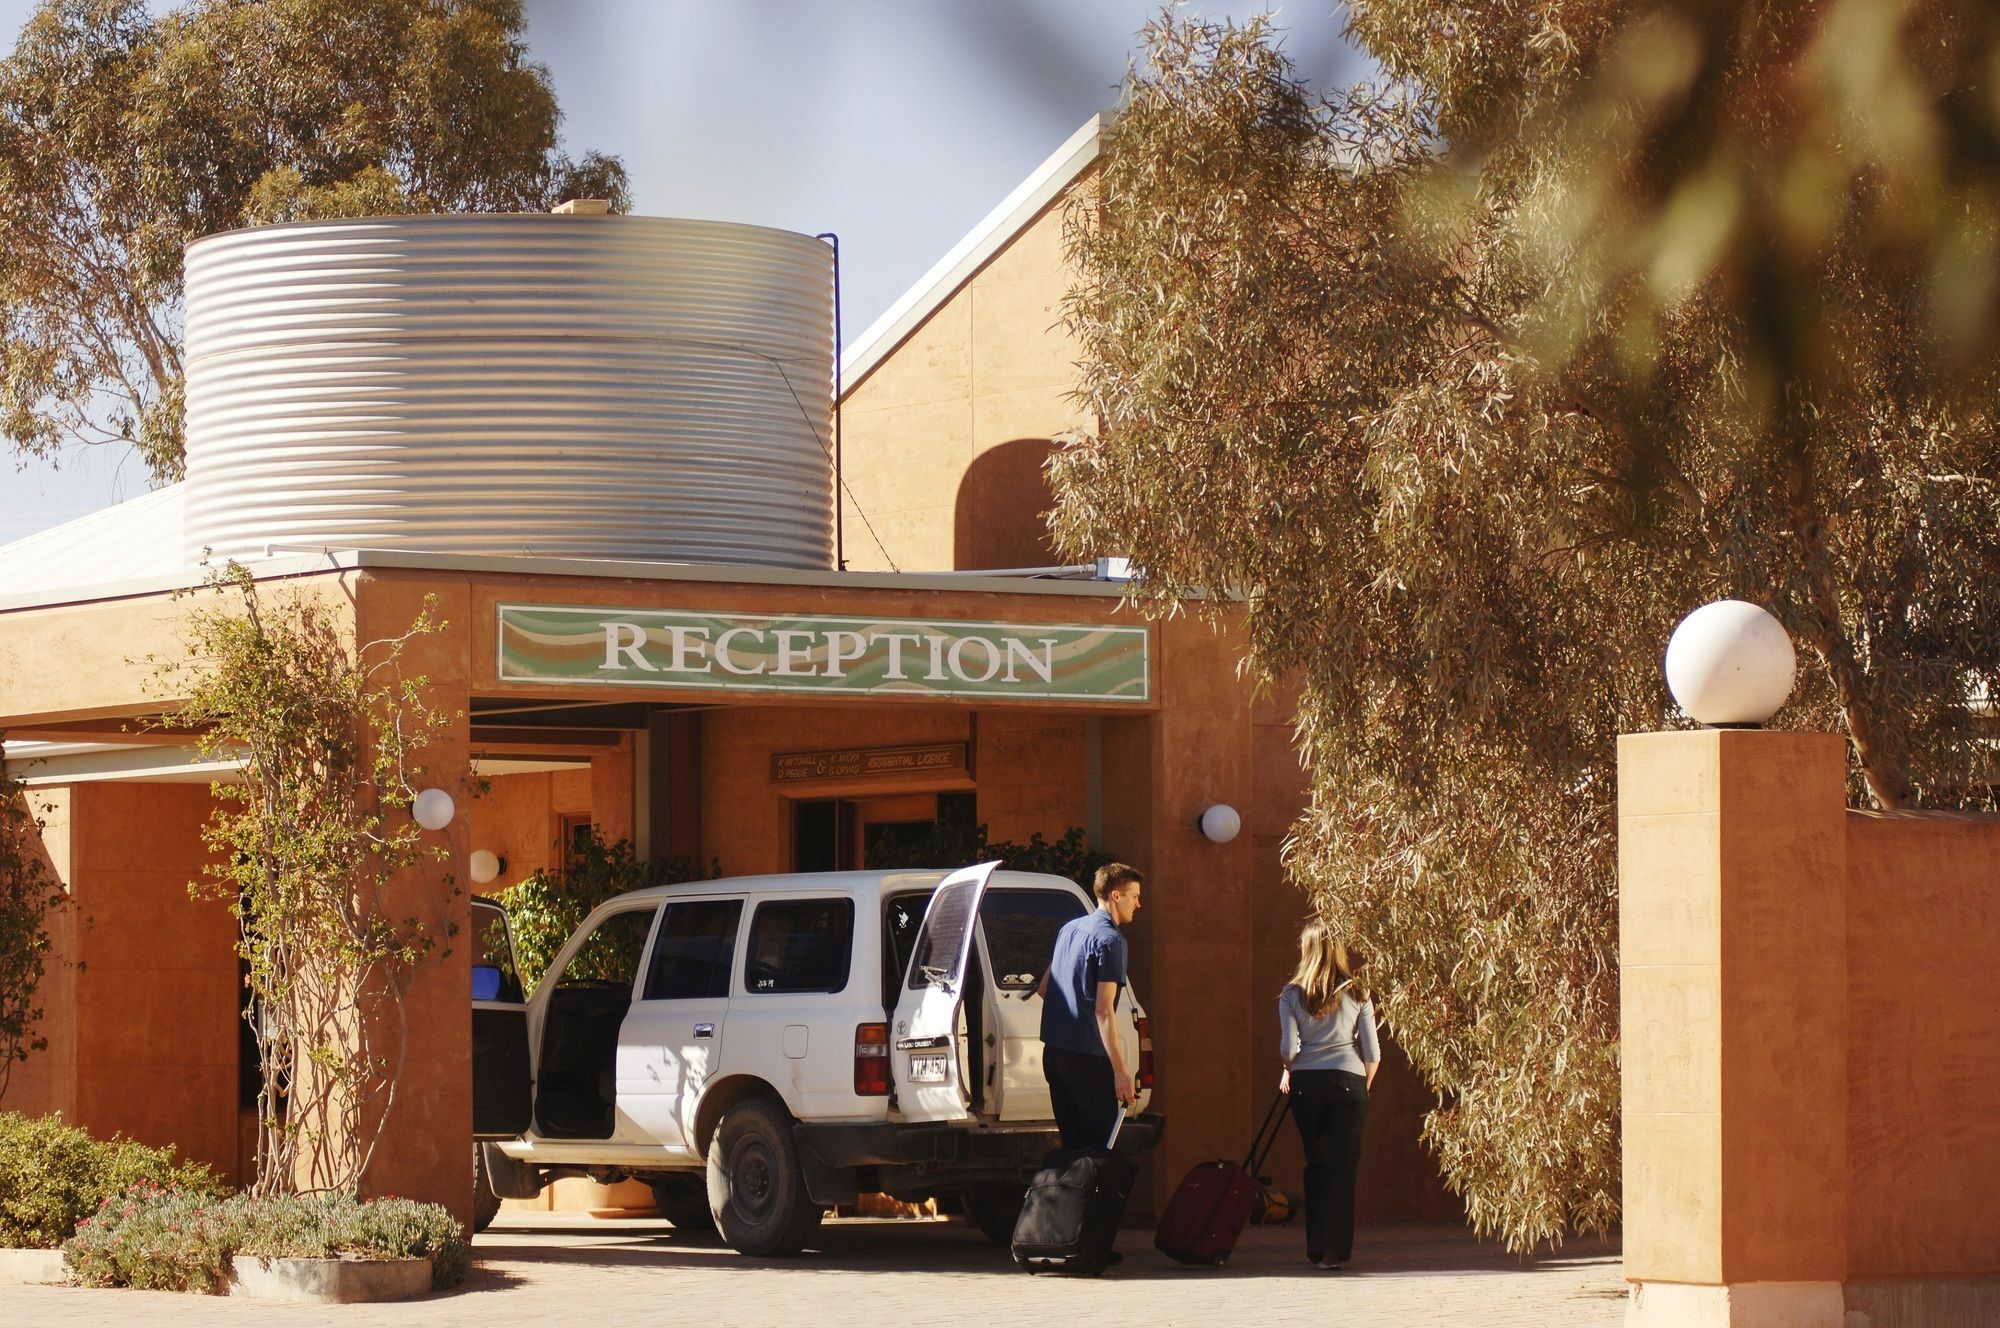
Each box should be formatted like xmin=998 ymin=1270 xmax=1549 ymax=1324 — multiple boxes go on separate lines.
xmin=157 ymin=565 xmax=457 ymax=1197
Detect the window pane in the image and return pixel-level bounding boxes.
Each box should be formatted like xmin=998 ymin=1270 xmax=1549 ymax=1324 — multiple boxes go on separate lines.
xmin=644 ymin=900 xmax=743 ymax=1001
xmin=905 ymin=877 xmax=983 ymax=991
xmin=745 ymin=898 xmax=854 ymax=994
xmin=981 ymin=888 xmax=1087 ymax=990
xmin=556 ymin=907 xmax=658 ymax=991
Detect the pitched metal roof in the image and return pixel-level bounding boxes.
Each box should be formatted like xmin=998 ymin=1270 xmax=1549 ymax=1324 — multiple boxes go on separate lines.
xmin=0 ymin=483 xmax=188 ymax=599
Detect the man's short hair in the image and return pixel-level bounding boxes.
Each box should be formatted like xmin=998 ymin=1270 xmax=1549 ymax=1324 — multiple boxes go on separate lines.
xmin=1093 ymin=862 xmax=1143 ymax=901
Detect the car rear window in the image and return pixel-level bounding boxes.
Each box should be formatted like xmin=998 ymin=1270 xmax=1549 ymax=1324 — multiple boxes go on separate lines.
xmin=981 ymin=888 xmax=1087 ymax=989
xmin=744 ymin=897 xmax=854 ymax=994
xmin=883 ymin=886 xmax=1087 ymax=992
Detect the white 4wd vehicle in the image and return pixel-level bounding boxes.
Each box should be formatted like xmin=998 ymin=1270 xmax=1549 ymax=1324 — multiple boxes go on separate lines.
xmin=470 ymin=862 xmax=1162 ymax=1255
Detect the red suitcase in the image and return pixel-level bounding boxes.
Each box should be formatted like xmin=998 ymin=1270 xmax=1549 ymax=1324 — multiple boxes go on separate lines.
xmin=1154 ymin=1091 xmax=1288 ymax=1267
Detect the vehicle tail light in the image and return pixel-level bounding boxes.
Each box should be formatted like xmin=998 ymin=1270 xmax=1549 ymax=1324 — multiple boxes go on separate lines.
xmin=1136 ymin=1016 xmax=1155 ymax=1091
xmin=854 ymin=1022 xmax=891 ymax=1096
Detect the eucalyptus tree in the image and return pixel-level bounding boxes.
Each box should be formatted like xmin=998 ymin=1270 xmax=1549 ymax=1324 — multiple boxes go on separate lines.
xmin=0 ymin=0 xmax=628 ymax=481
xmin=1049 ymin=6 xmax=2000 ymax=1248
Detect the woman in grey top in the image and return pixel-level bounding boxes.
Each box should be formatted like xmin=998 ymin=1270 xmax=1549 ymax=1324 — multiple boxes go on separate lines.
xmin=1278 ymin=920 xmax=1379 ymax=1270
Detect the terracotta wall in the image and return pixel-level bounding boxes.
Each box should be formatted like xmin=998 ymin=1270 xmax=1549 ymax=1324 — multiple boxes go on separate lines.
xmin=839 ymin=195 xmax=1088 ymax=574
xmin=1621 ymin=729 xmax=2000 ymax=1321
xmin=1846 ymin=809 xmax=2000 ymax=1277
xmin=7 ymin=783 xmax=238 ymax=1182
xmin=468 ymin=766 xmax=596 ymax=895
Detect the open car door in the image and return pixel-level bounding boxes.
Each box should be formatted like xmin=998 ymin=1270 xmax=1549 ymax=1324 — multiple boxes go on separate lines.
xmin=891 ymin=861 xmax=1001 ymax=1121
xmin=470 ymin=897 xmax=532 ymax=1138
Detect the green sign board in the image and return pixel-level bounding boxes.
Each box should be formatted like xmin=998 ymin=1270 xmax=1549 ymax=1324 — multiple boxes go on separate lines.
xmin=496 ymin=604 xmax=1150 ymax=703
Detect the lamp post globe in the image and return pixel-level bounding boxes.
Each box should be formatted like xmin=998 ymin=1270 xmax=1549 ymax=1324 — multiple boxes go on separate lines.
xmin=1664 ymin=600 xmax=1797 ymax=727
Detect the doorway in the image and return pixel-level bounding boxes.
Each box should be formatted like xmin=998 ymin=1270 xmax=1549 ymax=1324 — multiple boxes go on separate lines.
xmin=790 ymin=791 xmax=977 ymax=871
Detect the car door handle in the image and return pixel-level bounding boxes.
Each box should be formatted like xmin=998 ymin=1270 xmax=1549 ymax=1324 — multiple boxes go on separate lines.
xmin=694 ymin=1024 xmax=715 ymax=1039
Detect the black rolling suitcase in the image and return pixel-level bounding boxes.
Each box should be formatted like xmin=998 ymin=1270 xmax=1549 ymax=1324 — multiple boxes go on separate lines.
xmin=1011 ymin=1108 xmax=1135 ymax=1276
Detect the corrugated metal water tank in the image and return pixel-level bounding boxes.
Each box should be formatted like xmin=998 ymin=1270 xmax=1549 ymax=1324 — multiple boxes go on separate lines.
xmin=182 ymin=214 xmax=835 ymax=568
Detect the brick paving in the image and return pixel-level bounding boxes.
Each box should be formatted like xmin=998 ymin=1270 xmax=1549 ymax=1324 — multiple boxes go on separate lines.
xmin=0 ymin=1214 xmax=1626 ymax=1327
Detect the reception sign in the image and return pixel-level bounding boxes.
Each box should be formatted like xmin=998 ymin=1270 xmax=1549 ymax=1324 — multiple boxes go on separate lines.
xmin=497 ymin=604 xmax=1150 ymax=703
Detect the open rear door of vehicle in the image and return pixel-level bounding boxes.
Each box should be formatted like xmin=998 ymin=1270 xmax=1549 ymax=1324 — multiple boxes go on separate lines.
xmin=471 ymin=897 xmax=532 ymax=1138
xmin=891 ymin=861 xmax=1001 ymax=1121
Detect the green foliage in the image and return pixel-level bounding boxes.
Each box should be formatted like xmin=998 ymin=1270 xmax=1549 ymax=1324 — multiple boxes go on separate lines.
xmin=0 ymin=767 xmax=67 ymax=1103
xmin=1051 ymin=6 xmax=2000 ymax=1250
xmin=0 ymin=0 xmax=629 ymax=480
xmin=0 ymin=1111 xmax=224 ymax=1248
xmin=65 ymin=1187 xmax=467 ymax=1292
xmin=863 ymin=816 xmax=1112 ymax=892
xmin=155 ymin=564 xmax=457 ymax=1198
xmin=499 ymin=828 xmax=719 ymax=992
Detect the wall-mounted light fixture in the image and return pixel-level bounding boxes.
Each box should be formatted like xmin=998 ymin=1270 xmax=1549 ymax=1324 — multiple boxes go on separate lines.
xmin=1197 ymin=804 xmax=1242 ymax=844
xmin=412 ymin=787 xmax=456 ymax=831
xmin=468 ymin=850 xmax=507 ymax=886
xmin=1665 ymin=600 xmax=1797 ymax=728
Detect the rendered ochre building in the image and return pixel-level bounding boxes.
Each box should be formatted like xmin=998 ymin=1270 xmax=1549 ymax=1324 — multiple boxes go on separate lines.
xmin=0 ymin=120 xmax=1452 ymax=1226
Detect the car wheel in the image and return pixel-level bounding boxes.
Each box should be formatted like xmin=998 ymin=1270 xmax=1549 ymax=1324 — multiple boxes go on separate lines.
xmin=964 ymin=1185 xmax=1026 ymax=1245
xmin=648 ymin=1175 xmax=718 ymax=1237
xmin=472 ymin=1145 xmax=502 ymax=1234
xmin=706 ymin=1097 xmax=824 ymax=1257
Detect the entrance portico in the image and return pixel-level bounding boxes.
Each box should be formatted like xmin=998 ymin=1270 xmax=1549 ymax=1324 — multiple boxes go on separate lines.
xmin=1 ymin=549 xmax=1262 ymax=1223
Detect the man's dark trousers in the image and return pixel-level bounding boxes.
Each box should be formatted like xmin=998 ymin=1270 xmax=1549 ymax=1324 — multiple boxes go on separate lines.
xmin=1043 ymin=1045 xmax=1118 ymax=1150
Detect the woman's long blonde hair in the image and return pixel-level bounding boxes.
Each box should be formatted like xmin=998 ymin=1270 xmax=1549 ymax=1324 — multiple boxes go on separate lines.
xmin=1288 ymin=919 xmax=1366 ymax=1018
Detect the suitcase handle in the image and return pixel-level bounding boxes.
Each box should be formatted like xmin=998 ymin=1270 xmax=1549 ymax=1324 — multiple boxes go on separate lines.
xmin=1107 ymin=1104 xmax=1128 ymax=1150
xmin=1244 ymin=1090 xmax=1287 ymax=1173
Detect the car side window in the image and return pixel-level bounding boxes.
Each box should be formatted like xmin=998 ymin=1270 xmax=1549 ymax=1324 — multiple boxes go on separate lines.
xmin=555 ymin=907 xmax=658 ymax=992
xmin=471 ymin=899 xmax=524 ymax=1003
xmin=643 ymin=899 xmax=743 ymax=1001
xmin=744 ymin=897 xmax=854 ymax=994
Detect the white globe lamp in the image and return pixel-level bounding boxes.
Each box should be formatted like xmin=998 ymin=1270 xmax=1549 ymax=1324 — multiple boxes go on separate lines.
xmin=468 ymin=850 xmax=505 ymax=885
xmin=1198 ymin=804 xmax=1242 ymax=844
xmin=411 ymin=787 xmax=456 ymax=831
xmin=1665 ymin=600 xmax=1797 ymax=727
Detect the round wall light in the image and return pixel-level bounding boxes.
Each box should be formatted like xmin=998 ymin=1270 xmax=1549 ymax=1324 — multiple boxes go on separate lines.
xmin=468 ymin=850 xmax=506 ymax=886
xmin=412 ymin=787 xmax=456 ymax=831
xmin=1198 ymin=804 xmax=1242 ymax=844
xmin=1664 ymin=600 xmax=1797 ymax=727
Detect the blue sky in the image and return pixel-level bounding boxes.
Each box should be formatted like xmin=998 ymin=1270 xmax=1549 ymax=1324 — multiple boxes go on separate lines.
xmin=0 ymin=0 xmax=1366 ymax=545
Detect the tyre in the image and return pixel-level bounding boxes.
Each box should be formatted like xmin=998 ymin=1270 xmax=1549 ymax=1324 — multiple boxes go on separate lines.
xmin=648 ymin=1174 xmax=718 ymax=1237
xmin=964 ymin=1185 xmax=1026 ymax=1246
xmin=705 ymin=1097 xmax=825 ymax=1257
xmin=472 ymin=1145 xmax=502 ymax=1233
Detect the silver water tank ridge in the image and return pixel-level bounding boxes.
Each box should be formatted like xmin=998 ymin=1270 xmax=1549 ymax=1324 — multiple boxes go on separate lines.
xmin=182 ymin=214 xmax=835 ymax=569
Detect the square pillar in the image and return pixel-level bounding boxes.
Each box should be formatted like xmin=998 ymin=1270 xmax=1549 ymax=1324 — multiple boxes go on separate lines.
xmin=353 ymin=573 xmax=473 ymax=1223
xmin=1619 ymin=729 xmax=1849 ymax=1327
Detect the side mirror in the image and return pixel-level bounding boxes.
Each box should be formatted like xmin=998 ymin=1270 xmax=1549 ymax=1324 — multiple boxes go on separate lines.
xmin=472 ymin=965 xmax=504 ymax=1002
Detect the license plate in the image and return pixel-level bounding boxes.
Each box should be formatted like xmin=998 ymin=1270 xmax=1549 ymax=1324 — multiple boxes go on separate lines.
xmin=909 ymin=1054 xmax=949 ymax=1083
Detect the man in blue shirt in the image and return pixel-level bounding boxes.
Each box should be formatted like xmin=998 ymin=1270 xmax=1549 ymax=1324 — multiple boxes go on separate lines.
xmin=1037 ymin=862 xmax=1144 ymax=1150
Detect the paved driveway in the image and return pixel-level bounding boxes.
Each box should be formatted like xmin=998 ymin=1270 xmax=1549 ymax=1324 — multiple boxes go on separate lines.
xmin=1 ymin=1214 xmax=1626 ymax=1327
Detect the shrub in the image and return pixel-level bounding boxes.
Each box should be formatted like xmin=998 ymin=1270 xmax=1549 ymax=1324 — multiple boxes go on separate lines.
xmin=233 ymin=1192 xmax=469 ymax=1289
xmin=62 ymin=1188 xmax=469 ymax=1293
xmin=65 ymin=1184 xmax=238 ymax=1292
xmin=0 ymin=1111 xmax=223 ymax=1248
xmin=501 ymin=829 xmax=718 ymax=991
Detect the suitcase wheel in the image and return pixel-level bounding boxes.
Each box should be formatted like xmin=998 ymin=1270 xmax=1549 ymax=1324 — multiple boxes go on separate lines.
xmin=1210 ymin=1254 xmax=1227 ymax=1268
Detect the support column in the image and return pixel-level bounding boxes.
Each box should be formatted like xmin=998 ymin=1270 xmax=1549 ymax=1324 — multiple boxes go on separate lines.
xmin=1618 ymin=730 xmax=1849 ymax=1327
xmin=355 ymin=573 xmax=473 ymax=1223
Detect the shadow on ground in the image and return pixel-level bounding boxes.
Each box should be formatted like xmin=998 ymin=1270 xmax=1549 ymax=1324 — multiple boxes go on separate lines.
xmin=472 ymin=1217 xmax=1622 ymax=1285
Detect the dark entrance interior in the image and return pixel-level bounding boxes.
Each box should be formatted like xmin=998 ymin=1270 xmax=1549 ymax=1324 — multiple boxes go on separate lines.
xmin=791 ymin=791 xmax=978 ymax=871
